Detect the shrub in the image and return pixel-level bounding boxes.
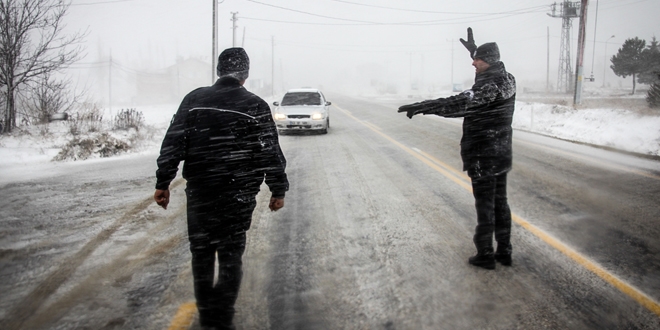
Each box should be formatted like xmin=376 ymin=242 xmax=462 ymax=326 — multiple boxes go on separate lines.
xmin=53 ymin=133 xmax=130 ymax=161
xmin=67 ymin=102 xmax=103 ymax=135
xmin=113 ymin=108 xmax=144 ymax=131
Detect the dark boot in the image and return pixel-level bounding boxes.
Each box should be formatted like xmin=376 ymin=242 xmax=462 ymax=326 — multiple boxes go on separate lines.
xmin=468 ymin=248 xmax=495 ymax=270
xmin=495 ymin=244 xmax=512 ymax=266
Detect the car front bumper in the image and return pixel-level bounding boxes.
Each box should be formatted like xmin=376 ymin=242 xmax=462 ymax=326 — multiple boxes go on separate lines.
xmin=276 ymin=118 xmax=327 ymax=131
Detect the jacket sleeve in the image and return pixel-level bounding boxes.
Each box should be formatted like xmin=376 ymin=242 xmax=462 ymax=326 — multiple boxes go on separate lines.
xmin=255 ymin=100 xmax=289 ymax=198
xmin=434 ymin=74 xmax=515 ymax=117
xmin=155 ymin=96 xmax=191 ymax=190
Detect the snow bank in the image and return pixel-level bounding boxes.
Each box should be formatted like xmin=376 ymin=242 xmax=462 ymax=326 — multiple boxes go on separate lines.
xmin=513 ymin=102 xmax=660 ymax=157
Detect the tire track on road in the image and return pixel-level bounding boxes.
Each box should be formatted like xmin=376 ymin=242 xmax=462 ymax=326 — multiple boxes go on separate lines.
xmin=1 ymin=178 xmax=184 ymax=330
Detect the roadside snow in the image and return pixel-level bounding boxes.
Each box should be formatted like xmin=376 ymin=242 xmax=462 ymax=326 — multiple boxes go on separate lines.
xmin=0 ymin=105 xmax=177 ymax=184
xmin=513 ymin=102 xmax=660 ymax=157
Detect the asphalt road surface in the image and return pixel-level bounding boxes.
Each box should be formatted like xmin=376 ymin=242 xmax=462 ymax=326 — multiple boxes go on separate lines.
xmin=1 ymin=94 xmax=660 ymax=329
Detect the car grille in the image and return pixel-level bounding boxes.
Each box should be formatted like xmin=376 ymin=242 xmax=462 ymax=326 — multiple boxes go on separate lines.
xmin=287 ymin=115 xmax=310 ymax=119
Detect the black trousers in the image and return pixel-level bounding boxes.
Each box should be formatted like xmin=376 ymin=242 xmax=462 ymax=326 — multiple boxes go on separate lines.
xmin=470 ymin=173 xmax=512 ymax=253
xmin=186 ymin=187 xmax=257 ymax=329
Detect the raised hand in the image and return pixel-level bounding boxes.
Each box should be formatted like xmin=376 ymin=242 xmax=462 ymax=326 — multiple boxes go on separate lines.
xmin=459 ymin=27 xmax=477 ymax=59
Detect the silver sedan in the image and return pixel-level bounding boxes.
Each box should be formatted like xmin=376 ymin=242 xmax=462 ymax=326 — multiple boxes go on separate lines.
xmin=272 ymin=88 xmax=331 ymax=134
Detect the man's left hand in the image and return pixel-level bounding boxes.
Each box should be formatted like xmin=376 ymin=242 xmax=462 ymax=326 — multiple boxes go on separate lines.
xmin=154 ymin=189 xmax=170 ymax=210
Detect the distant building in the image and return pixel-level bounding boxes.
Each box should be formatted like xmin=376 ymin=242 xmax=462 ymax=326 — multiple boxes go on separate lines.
xmin=134 ymin=57 xmax=211 ymax=105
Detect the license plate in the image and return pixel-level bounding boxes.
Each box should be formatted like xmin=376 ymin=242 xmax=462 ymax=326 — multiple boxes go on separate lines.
xmin=290 ymin=121 xmax=303 ymax=125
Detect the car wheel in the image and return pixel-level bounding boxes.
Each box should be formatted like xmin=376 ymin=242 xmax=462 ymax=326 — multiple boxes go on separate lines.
xmin=320 ymin=119 xmax=329 ymax=134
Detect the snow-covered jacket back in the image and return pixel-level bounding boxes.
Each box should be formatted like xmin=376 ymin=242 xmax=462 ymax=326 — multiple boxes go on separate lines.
xmin=155 ymin=78 xmax=289 ymax=198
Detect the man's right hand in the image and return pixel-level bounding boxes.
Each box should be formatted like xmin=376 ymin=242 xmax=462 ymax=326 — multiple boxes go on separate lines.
xmin=269 ymin=197 xmax=284 ymax=212
xmin=398 ymin=103 xmax=425 ymax=119
xmin=398 ymin=99 xmax=447 ymax=118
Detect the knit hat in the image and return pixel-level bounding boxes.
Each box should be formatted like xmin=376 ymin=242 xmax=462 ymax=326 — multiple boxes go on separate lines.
xmin=473 ymin=42 xmax=500 ymax=64
xmin=217 ymin=47 xmax=250 ymax=80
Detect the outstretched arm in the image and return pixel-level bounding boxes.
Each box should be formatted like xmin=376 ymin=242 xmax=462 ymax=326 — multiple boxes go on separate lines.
xmin=397 ymin=99 xmax=448 ymax=119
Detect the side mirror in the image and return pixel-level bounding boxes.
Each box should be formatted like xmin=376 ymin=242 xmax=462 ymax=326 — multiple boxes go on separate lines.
xmin=325 ymin=101 xmax=332 ymax=106
xmin=273 ymin=101 xmax=280 ymax=106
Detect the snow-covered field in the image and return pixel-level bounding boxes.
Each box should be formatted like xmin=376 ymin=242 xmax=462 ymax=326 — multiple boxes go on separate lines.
xmin=513 ymin=101 xmax=660 ymax=157
xmin=1 ymin=96 xmax=659 ymax=185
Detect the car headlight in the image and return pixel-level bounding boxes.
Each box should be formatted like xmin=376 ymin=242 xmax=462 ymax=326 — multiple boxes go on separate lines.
xmin=311 ymin=113 xmax=324 ymax=120
xmin=274 ymin=113 xmax=287 ymax=120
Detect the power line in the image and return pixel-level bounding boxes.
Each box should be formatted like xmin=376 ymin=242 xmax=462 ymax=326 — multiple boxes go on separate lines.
xmin=328 ymin=0 xmax=547 ymax=15
xmin=243 ymin=0 xmax=546 ymax=25
xmin=243 ymin=0 xmax=383 ymax=24
xmin=600 ymin=0 xmax=653 ymax=10
xmin=241 ymin=7 xmax=547 ymax=27
xmin=69 ymin=0 xmax=134 ymax=6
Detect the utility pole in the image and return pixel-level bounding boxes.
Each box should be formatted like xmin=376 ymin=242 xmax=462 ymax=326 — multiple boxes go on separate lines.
xmin=588 ymin=0 xmax=599 ymax=82
xmin=421 ymin=53 xmax=425 ymax=95
xmin=547 ymin=27 xmax=550 ymax=91
xmin=446 ymin=39 xmax=454 ymax=90
xmin=212 ymin=0 xmax=217 ymax=83
xmin=409 ymin=52 xmax=412 ymax=93
xmin=271 ymin=36 xmax=275 ymax=97
xmin=242 ymin=27 xmax=246 ymax=47
xmin=109 ymin=50 xmax=112 ymax=112
xmin=602 ymin=35 xmax=615 ymax=87
xmin=231 ymin=12 xmax=238 ymax=47
xmin=451 ymin=39 xmax=454 ymax=89
xmin=573 ymin=0 xmax=589 ymax=105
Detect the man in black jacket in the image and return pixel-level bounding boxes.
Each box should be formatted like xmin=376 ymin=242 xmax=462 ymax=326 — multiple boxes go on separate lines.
xmin=154 ymin=47 xmax=289 ymax=329
xmin=398 ymin=28 xmax=515 ymax=270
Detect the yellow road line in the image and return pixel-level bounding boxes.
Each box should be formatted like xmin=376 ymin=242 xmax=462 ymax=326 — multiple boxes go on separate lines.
xmin=335 ymin=103 xmax=660 ymax=318
xmin=513 ymin=214 xmax=660 ymax=316
xmin=413 ymin=148 xmax=471 ymax=182
xmin=347 ymin=111 xmax=471 ymax=191
xmin=167 ymin=301 xmax=197 ymax=330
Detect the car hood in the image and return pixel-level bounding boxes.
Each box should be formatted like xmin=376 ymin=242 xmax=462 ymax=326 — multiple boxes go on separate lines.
xmin=276 ymin=105 xmax=326 ymax=114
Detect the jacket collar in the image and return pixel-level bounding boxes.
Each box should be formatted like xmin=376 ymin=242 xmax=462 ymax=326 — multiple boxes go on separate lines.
xmin=215 ymin=76 xmax=243 ymax=87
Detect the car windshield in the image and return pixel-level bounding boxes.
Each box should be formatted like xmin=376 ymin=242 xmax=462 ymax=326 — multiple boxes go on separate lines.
xmin=281 ymin=92 xmax=322 ymax=106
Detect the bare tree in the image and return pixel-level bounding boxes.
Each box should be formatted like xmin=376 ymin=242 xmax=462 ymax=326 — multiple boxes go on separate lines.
xmin=18 ymin=72 xmax=84 ymax=124
xmin=0 ymin=0 xmax=85 ymax=133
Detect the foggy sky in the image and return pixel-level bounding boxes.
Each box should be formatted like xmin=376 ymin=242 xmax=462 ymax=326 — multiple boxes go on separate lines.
xmin=63 ymin=0 xmax=659 ymax=103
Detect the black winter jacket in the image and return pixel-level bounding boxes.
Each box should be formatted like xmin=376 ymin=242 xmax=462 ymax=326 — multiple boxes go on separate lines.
xmin=423 ymin=61 xmax=516 ymax=179
xmin=155 ymin=78 xmax=289 ymax=198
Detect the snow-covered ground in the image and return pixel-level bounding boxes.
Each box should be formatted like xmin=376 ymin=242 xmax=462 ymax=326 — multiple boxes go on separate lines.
xmin=1 ymin=97 xmax=659 ymax=185
xmin=513 ymin=101 xmax=660 ymax=157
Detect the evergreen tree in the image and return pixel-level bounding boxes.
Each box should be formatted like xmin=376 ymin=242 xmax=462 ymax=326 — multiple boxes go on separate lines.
xmin=610 ymin=37 xmax=646 ymax=95
xmin=648 ymin=78 xmax=660 ymax=108
xmin=639 ymin=37 xmax=660 ymax=108
xmin=639 ymin=37 xmax=660 ymax=85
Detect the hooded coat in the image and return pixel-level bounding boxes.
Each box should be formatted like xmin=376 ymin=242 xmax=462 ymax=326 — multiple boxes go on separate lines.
xmin=422 ymin=61 xmax=516 ymax=179
xmin=155 ymin=77 xmax=288 ymax=199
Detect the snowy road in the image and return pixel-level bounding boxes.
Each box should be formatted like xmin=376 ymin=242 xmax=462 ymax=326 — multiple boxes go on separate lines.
xmin=2 ymin=94 xmax=660 ymax=329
